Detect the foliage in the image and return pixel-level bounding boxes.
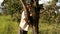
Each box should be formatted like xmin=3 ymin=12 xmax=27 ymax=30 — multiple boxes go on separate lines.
xmin=0 ymin=15 xmax=18 ymax=34
xmin=2 ymin=0 xmax=22 ymax=15
xmin=54 ymin=0 xmax=58 ymax=2
xmin=40 ymin=2 xmax=60 ymax=24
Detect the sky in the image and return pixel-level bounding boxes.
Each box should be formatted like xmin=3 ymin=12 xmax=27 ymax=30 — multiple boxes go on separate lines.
xmin=0 ymin=0 xmax=4 ymax=6
xmin=38 ymin=0 xmax=52 ymax=4
xmin=0 ymin=0 xmax=3 ymax=2
xmin=0 ymin=0 xmax=4 ymax=12
xmin=56 ymin=1 xmax=60 ymax=6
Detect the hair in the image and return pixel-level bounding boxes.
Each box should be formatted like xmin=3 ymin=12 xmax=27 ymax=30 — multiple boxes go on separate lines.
xmin=27 ymin=4 xmax=31 ymax=11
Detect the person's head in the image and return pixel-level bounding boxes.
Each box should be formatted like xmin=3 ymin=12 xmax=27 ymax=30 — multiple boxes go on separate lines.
xmin=27 ymin=4 xmax=31 ymax=11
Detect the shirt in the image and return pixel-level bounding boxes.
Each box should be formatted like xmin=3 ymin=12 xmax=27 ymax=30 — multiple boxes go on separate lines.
xmin=19 ymin=11 xmax=29 ymax=31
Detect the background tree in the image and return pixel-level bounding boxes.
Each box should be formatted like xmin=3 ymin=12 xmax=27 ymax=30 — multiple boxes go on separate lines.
xmin=2 ymin=0 xmax=23 ymax=23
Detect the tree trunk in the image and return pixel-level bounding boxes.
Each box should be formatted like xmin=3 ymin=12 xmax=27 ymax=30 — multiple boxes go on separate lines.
xmin=31 ymin=0 xmax=40 ymax=34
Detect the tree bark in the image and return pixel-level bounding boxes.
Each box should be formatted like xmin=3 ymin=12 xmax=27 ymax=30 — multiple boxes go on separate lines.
xmin=31 ymin=0 xmax=39 ymax=34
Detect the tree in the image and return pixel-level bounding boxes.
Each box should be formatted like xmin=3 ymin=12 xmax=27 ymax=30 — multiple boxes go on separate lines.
xmin=2 ymin=0 xmax=23 ymax=23
xmin=2 ymin=0 xmax=41 ymax=34
xmin=2 ymin=0 xmax=22 ymax=15
xmin=20 ymin=0 xmax=40 ymax=34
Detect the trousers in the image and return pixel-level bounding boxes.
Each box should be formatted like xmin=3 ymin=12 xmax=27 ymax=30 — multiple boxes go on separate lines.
xmin=18 ymin=27 xmax=27 ymax=34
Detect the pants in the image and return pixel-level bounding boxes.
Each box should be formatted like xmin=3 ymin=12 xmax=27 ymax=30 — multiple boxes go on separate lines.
xmin=18 ymin=27 xmax=27 ymax=34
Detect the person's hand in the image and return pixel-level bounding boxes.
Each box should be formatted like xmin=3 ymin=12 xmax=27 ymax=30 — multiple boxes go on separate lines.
xmin=30 ymin=13 xmax=35 ymax=16
xmin=24 ymin=18 xmax=28 ymax=23
xmin=30 ymin=14 xmax=33 ymax=16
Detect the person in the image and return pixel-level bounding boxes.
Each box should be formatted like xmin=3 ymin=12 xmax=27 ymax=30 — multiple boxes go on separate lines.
xmin=19 ymin=4 xmax=33 ymax=34
xmin=19 ymin=10 xmax=29 ymax=34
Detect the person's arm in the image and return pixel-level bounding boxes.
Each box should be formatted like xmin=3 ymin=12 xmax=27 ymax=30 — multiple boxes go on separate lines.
xmin=30 ymin=13 xmax=35 ymax=16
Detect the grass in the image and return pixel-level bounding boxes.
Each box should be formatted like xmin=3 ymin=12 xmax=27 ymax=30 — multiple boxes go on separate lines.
xmin=0 ymin=15 xmax=18 ymax=34
xmin=0 ymin=15 xmax=60 ymax=34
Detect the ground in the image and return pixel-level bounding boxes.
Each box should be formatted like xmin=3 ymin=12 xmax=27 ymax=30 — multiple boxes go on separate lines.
xmin=0 ymin=15 xmax=60 ymax=34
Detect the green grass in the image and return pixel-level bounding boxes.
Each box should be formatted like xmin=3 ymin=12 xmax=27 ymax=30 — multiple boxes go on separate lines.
xmin=0 ymin=15 xmax=60 ymax=34
xmin=0 ymin=15 xmax=18 ymax=34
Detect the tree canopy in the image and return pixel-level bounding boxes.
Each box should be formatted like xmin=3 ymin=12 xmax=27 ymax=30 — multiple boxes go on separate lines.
xmin=2 ymin=0 xmax=22 ymax=15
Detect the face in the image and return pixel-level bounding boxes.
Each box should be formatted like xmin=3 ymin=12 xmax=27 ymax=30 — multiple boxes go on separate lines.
xmin=27 ymin=5 xmax=31 ymax=11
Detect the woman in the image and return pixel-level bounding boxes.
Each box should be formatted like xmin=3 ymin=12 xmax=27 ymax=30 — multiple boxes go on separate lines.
xmin=19 ymin=4 xmax=32 ymax=34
